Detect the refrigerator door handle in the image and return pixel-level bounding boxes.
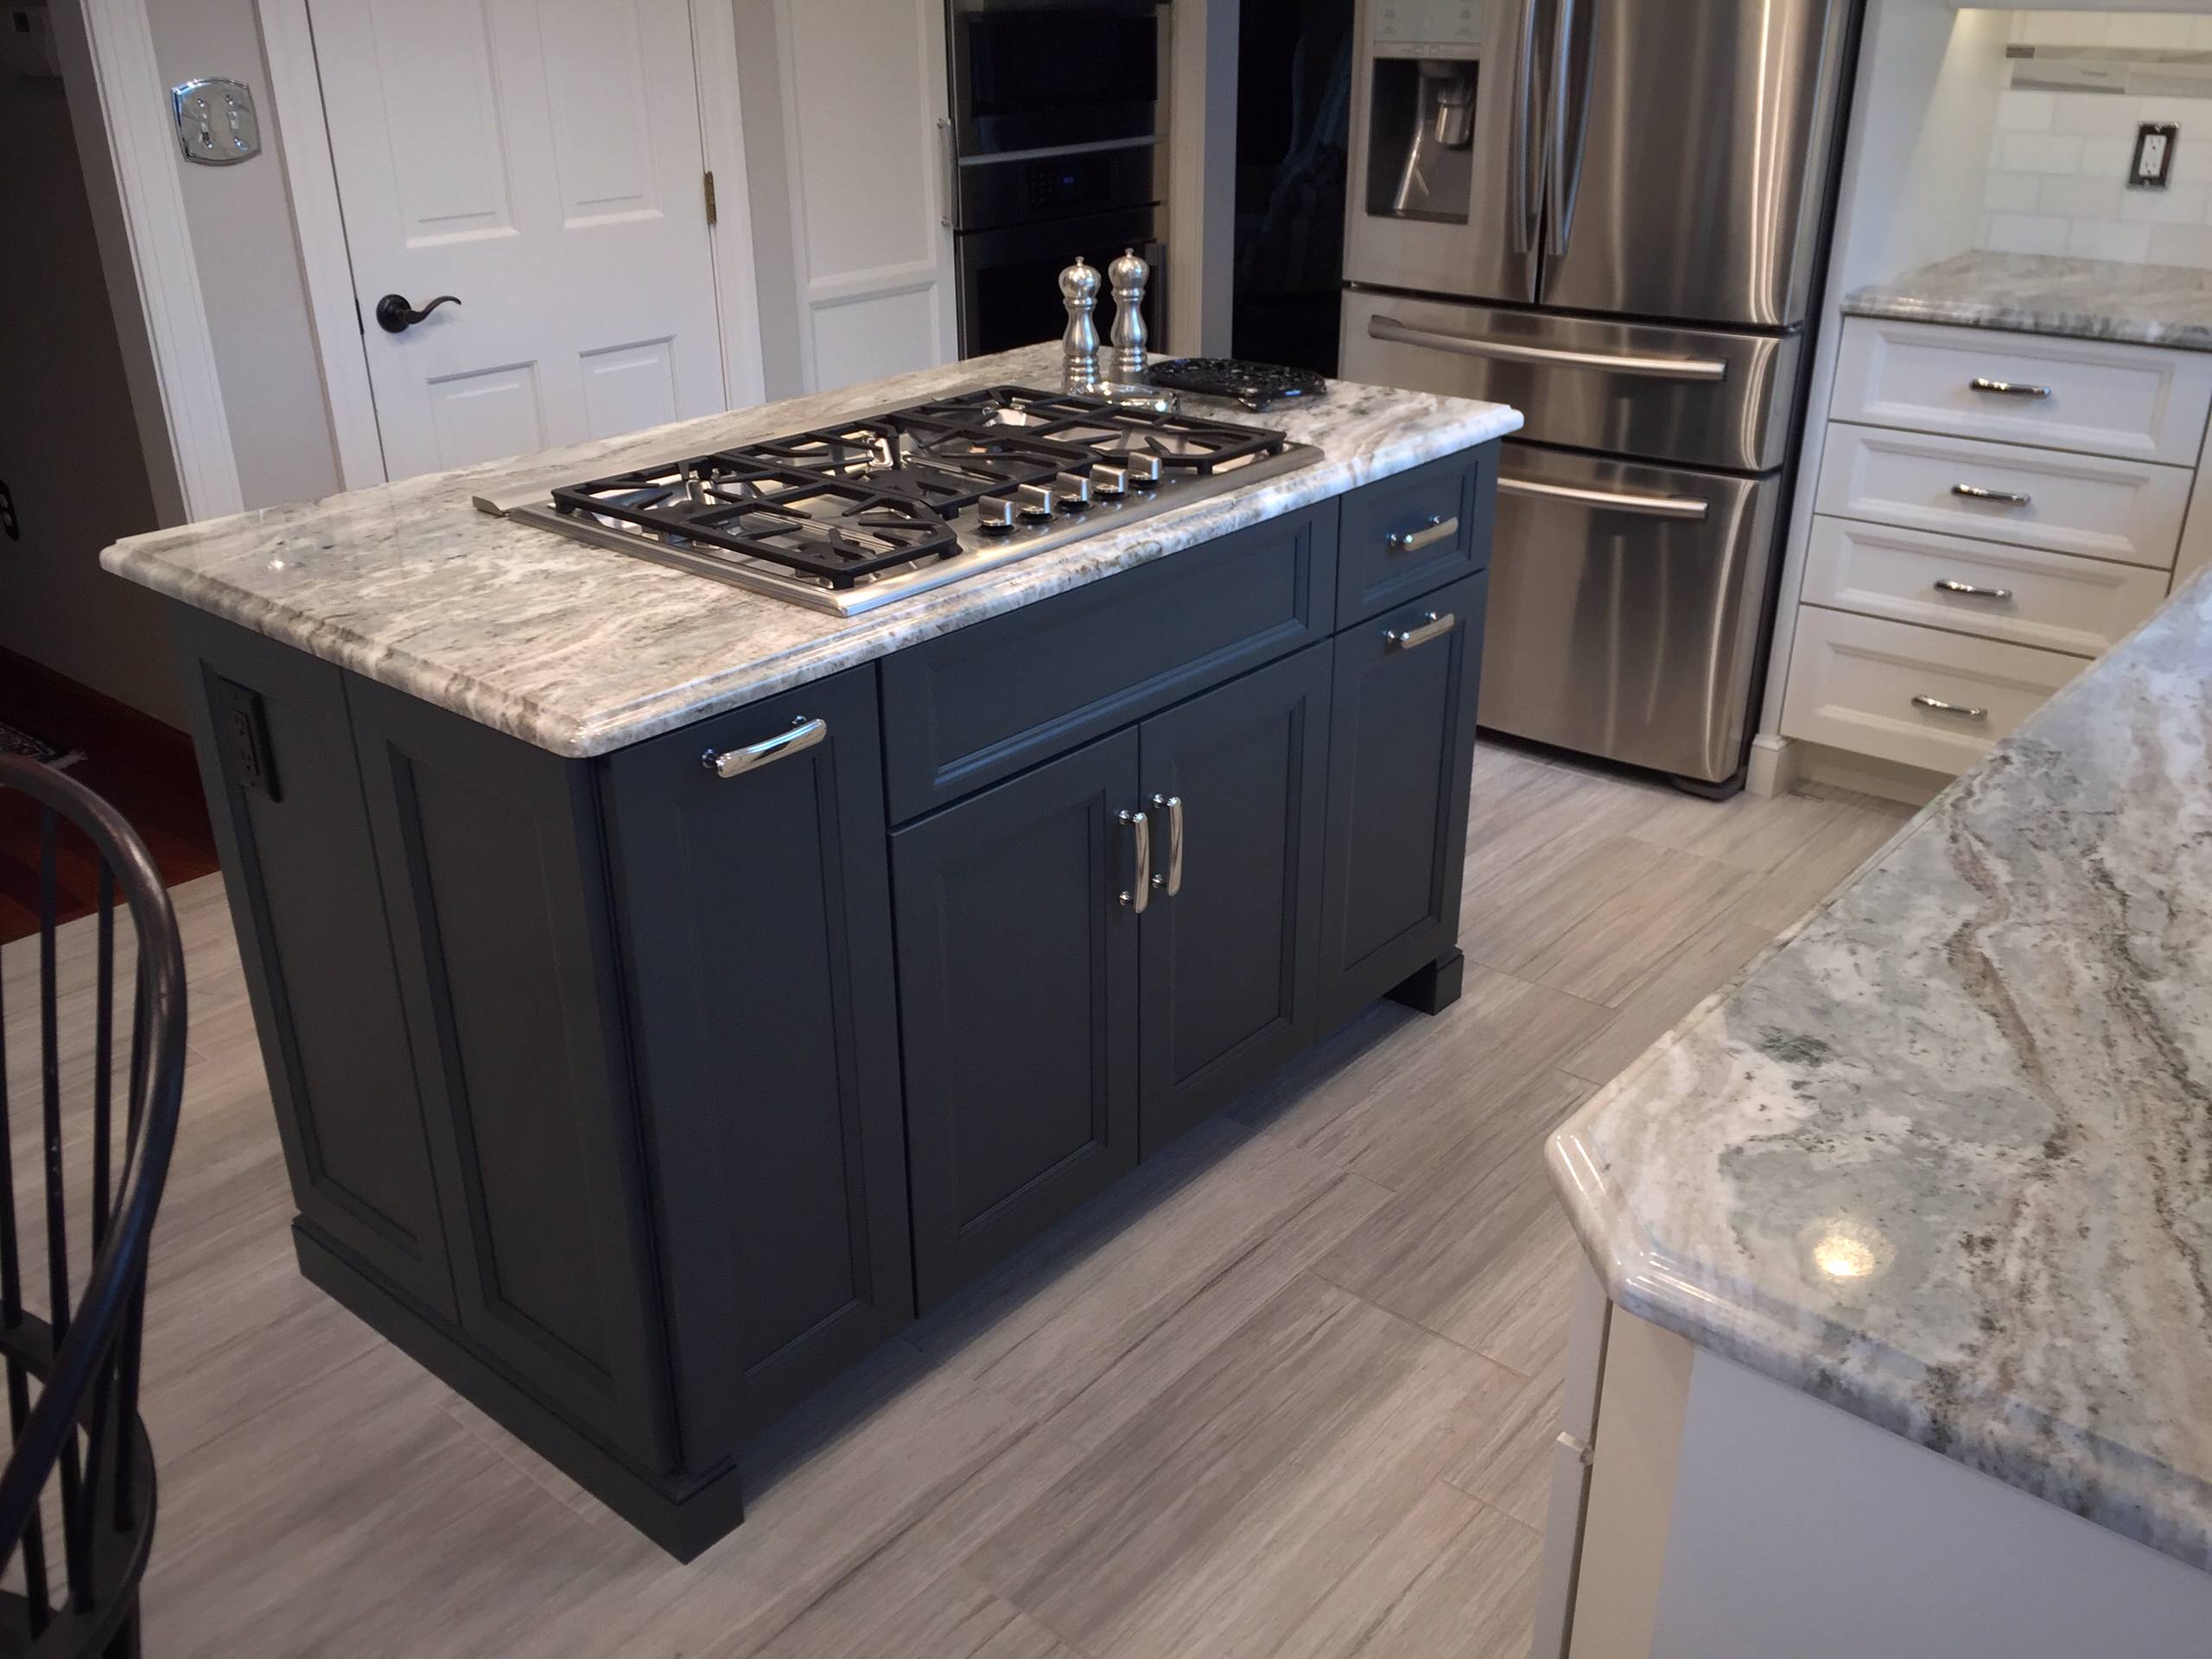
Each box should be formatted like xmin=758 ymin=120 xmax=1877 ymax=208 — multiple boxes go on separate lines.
xmin=1500 ymin=475 xmax=1713 ymax=522
xmin=1546 ymin=0 xmax=1596 ymax=258
xmin=1367 ymin=315 xmax=1728 ymax=382
xmin=1510 ymin=0 xmax=1546 ymax=255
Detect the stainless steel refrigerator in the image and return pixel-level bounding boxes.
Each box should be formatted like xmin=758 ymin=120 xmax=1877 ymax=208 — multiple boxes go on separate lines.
xmin=1338 ymin=0 xmax=1859 ymax=787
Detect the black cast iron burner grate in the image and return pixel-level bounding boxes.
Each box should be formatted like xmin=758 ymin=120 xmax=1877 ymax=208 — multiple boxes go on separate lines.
xmin=549 ymin=387 xmax=1287 ymax=591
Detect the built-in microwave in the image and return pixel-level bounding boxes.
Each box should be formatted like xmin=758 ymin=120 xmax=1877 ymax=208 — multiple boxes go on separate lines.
xmin=948 ymin=0 xmax=1167 ymax=158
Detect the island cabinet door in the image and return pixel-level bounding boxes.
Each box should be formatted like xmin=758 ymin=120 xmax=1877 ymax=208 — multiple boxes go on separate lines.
xmin=600 ymin=666 xmax=914 ymax=1455
xmin=893 ymin=728 xmax=1142 ymax=1311
xmin=1318 ymin=571 xmax=1488 ymax=1032
xmin=347 ymin=680 xmax=675 ymax=1475
xmin=1135 ymin=642 xmax=1332 ymax=1155
xmin=170 ymin=611 xmax=459 ymax=1324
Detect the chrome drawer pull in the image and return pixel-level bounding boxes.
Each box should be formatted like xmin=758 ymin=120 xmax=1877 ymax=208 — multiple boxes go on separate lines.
xmin=1970 ymin=376 xmax=2051 ymax=399
xmin=1150 ymin=794 xmax=1185 ymax=897
xmin=701 ymin=715 xmax=826 ymax=779
xmin=1933 ymin=578 xmax=2013 ymax=601
xmin=1118 ymin=808 xmax=1152 ymax=912
xmin=1952 ymin=483 xmax=2031 ymax=507
xmin=1387 ymin=513 xmax=1459 ymax=554
xmin=1497 ymin=476 xmax=1711 ymax=521
xmin=1912 ymin=694 xmax=1988 ymax=721
xmin=1385 ymin=611 xmax=1457 ymax=652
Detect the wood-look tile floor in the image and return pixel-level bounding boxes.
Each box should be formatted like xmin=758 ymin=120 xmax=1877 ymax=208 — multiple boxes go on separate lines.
xmin=1 ymin=740 xmax=1913 ymax=1658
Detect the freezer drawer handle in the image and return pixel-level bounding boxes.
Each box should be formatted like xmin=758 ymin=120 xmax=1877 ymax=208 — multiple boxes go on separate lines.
xmin=1385 ymin=611 xmax=1457 ymax=652
xmin=1912 ymin=694 xmax=1989 ymax=722
xmin=1387 ymin=514 xmax=1460 ymax=554
xmin=1498 ymin=475 xmax=1712 ymax=522
xmin=1970 ymin=376 xmax=2052 ymax=400
xmin=701 ymin=715 xmax=826 ymax=779
xmin=1952 ymin=483 xmax=2032 ymax=508
xmin=1367 ymin=315 xmax=1729 ymax=384
xmin=1933 ymin=578 xmax=2014 ymax=601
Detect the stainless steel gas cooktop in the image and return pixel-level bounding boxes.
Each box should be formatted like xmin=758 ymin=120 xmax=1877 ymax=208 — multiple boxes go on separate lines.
xmin=474 ymin=385 xmax=1322 ymax=616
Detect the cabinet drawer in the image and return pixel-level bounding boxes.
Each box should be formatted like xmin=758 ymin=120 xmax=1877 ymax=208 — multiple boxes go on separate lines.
xmin=880 ymin=505 xmax=1337 ymax=822
xmin=1337 ymin=445 xmax=1496 ymax=625
xmin=1830 ymin=315 xmax=2212 ymax=465
xmin=1815 ymin=423 xmax=2190 ymax=569
xmin=1802 ymin=516 xmax=2169 ymax=658
xmin=1781 ymin=607 xmax=2085 ymax=777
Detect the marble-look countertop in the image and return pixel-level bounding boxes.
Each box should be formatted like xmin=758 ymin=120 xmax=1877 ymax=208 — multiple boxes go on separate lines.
xmin=101 ymin=344 xmax=1518 ymax=757
xmin=1842 ymin=250 xmax=2212 ymax=352
xmin=1551 ymin=569 xmax=2212 ymax=1573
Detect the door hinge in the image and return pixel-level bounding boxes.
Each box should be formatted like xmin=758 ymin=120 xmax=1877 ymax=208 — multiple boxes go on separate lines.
xmin=703 ymin=168 xmax=718 ymax=227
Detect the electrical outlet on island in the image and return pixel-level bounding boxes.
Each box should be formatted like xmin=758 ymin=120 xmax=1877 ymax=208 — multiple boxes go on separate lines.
xmin=2132 ymin=123 xmax=2178 ymax=190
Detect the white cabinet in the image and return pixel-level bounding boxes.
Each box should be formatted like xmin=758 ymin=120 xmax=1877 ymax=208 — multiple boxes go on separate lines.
xmin=1781 ymin=317 xmax=2210 ymax=783
xmin=1830 ymin=315 xmax=2212 ymax=466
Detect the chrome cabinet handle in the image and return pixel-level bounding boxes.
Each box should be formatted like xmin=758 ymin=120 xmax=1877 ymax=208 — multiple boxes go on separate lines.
xmin=701 ymin=715 xmax=826 ymax=779
xmin=1149 ymin=794 xmax=1185 ymax=897
xmin=1970 ymin=376 xmax=2051 ymax=399
xmin=1387 ymin=514 xmax=1459 ymax=554
xmin=1952 ymin=483 xmax=2031 ymax=507
xmin=1498 ymin=476 xmax=1711 ymax=521
xmin=1369 ymin=315 xmax=1728 ymax=383
xmin=1912 ymin=695 xmax=1988 ymax=721
xmin=1386 ymin=611 xmax=1457 ymax=652
xmin=938 ymin=118 xmax=957 ymax=230
xmin=1933 ymin=578 xmax=2014 ymax=601
xmin=1118 ymin=808 xmax=1151 ymax=912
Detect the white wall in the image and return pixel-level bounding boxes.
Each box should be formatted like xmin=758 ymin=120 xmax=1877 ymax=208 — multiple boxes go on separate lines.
xmin=1980 ymin=10 xmax=2212 ymax=267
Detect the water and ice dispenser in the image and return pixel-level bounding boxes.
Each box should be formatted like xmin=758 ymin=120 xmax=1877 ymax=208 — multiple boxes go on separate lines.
xmin=1361 ymin=1 xmax=1483 ymax=225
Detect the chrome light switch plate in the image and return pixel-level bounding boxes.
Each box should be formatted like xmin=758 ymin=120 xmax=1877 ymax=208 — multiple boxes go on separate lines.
xmin=171 ymin=76 xmax=260 ymax=165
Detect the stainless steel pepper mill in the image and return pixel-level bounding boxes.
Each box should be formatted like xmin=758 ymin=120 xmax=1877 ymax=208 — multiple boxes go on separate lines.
xmin=1106 ymin=247 xmax=1149 ymax=383
xmin=1058 ymin=257 xmax=1103 ymax=393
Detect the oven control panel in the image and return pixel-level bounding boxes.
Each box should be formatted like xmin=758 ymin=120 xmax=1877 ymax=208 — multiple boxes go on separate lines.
xmin=1371 ymin=0 xmax=1482 ymax=53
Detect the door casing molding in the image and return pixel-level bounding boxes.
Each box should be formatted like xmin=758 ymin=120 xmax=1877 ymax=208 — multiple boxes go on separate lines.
xmin=66 ymin=0 xmax=245 ymax=522
xmin=255 ymin=0 xmax=769 ymax=493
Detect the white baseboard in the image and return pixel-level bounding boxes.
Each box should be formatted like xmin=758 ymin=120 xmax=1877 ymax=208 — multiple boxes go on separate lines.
xmin=1744 ymin=734 xmax=1801 ymax=798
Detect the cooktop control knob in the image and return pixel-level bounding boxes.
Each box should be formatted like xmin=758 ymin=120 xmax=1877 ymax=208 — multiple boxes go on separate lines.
xmin=1123 ymin=453 xmax=1164 ymax=487
xmin=1015 ymin=482 xmax=1057 ymax=519
xmin=1092 ymin=463 xmax=1130 ymax=499
xmin=1057 ymin=474 xmax=1094 ymax=512
xmin=975 ymin=495 xmax=1018 ymax=531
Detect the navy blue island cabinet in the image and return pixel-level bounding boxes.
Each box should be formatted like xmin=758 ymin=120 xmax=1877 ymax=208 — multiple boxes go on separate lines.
xmin=169 ymin=442 xmax=1498 ymax=1560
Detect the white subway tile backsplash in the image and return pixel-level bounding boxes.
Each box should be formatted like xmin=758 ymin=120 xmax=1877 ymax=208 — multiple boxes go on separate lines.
xmin=2148 ymin=222 xmax=2212 ymax=265
xmin=1975 ymin=22 xmax=2212 ymax=270
xmin=2066 ymin=219 xmax=2154 ymax=261
xmin=2040 ymin=175 xmax=2123 ymax=218
xmin=1985 ymin=171 xmax=2044 ymax=215
xmin=1986 ymin=212 xmax=2075 ymax=256
xmin=1996 ymin=89 xmax=2056 ymax=132
xmin=2117 ymin=180 xmax=2211 ymax=223
xmin=1999 ymin=130 xmax=2088 ymax=173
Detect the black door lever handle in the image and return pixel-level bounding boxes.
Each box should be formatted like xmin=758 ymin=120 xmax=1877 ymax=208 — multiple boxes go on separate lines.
xmin=375 ymin=293 xmax=461 ymax=334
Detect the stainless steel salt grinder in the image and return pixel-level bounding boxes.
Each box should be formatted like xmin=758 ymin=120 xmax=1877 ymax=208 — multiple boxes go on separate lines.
xmin=1059 ymin=257 xmax=1103 ymax=393
xmin=1107 ymin=247 xmax=1150 ymax=383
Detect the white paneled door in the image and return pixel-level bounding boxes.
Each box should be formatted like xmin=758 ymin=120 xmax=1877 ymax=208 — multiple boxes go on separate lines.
xmin=311 ymin=0 xmax=731 ymax=478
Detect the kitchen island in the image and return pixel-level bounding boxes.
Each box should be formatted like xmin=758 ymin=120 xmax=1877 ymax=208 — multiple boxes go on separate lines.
xmin=103 ymin=342 xmax=1518 ymax=1559
xmin=1536 ymin=564 xmax=2212 ymax=1654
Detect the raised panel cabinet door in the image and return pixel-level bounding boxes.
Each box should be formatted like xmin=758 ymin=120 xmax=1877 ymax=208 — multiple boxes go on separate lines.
xmin=601 ymin=666 xmax=912 ymax=1456
xmin=1319 ymin=572 xmax=1488 ymax=1032
xmin=170 ymin=610 xmax=459 ymax=1321
xmin=1136 ymin=643 xmax=1332 ymax=1154
xmin=893 ymin=729 xmax=1141 ymax=1310
xmin=347 ymin=679 xmax=675 ymax=1473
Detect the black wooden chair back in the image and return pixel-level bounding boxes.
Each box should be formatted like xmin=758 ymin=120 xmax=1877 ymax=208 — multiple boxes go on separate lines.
xmin=0 ymin=756 xmax=186 ymax=1657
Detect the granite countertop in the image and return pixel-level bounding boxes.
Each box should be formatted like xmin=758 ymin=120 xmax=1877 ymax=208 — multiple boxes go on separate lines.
xmin=1842 ymin=250 xmax=2212 ymax=352
xmin=100 ymin=344 xmax=1519 ymax=758
xmin=1550 ymin=569 xmax=2212 ymax=1573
